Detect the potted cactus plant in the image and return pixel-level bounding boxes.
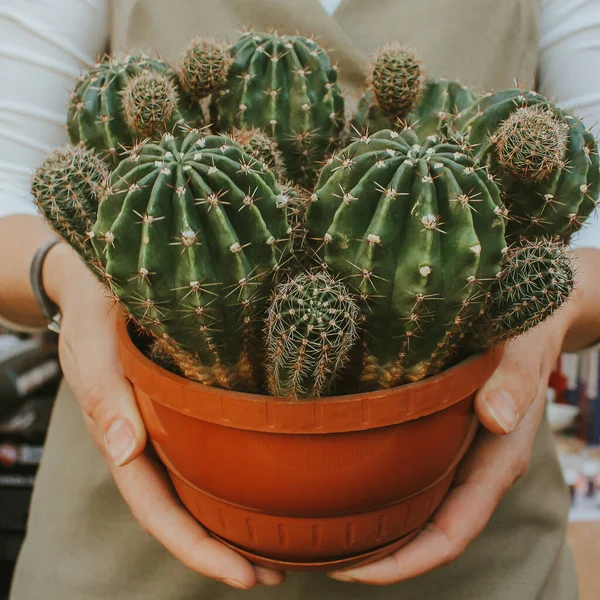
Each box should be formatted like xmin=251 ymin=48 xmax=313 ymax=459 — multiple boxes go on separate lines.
xmin=31 ymin=32 xmax=596 ymax=571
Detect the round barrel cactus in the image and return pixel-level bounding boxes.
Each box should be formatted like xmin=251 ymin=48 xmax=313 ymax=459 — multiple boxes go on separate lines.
xmin=210 ymin=31 xmax=345 ymax=187
xmin=454 ymin=89 xmax=600 ymax=240
xmin=91 ymin=130 xmax=292 ymax=391
xmin=67 ymin=55 xmax=204 ymax=164
xmin=306 ymin=129 xmax=508 ymax=387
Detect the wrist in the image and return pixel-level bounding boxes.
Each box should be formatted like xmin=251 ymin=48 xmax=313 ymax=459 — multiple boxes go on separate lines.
xmin=42 ymin=242 xmax=92 ymax=312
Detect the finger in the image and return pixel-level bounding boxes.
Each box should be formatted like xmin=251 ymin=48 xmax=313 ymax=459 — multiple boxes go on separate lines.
xmin=475 ymin=321 xmax=559 ymax=434
xmin=111 ymin=451 xmax=284 ymax=589
xmin=59 ymin=297 xmax=147 ymax=466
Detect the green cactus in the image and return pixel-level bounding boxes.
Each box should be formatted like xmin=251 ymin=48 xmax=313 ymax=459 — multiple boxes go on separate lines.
xmin=472 ymin=238 xmax=574 ymax=348
xmin=121 ymin=71 xmax=183 ymax=139
xmin=178 ymin=37 xmax=233 ymax=100
xmin=454 ymin=89 xmax=600 ymax=240
xmin=91 ymin=129 xmax=292 ymax=391
xmin=370 ymin=44 xmax=426 ymax=121
xmin=306 ymin=128 xmax=508 ymax=387
xmin=209 ymin=31 xmax=345 ymax=187
xmin=265 ymin=270 xmax=359 ymax=399
xmin=67 ymin=55 xmax=204 ymax=164
xmin=31 ymin=144 xmax=108 ymax=262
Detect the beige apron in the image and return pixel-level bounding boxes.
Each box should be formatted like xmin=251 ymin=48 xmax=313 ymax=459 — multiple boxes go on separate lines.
xmin=10 ymin=1 xmax=577 ymax=598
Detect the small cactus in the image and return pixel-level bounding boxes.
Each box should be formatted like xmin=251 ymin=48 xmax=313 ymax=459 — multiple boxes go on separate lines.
xmin=475 ymin=238 xmax=574 ymax=347
xmin=32 ymin=144 xmax=108 ymax=261
xmin=370 ymin=44 xmax=426 ymax=120
xmin=266 ymin=270 xmax=359 ymax=399
xmin=178 ymin=37 xmax=233 ymax=100
xmin=121 ymin=71 xmax=181 ymax=138
xmin=490 ymin=105 xmax=570 ymax=183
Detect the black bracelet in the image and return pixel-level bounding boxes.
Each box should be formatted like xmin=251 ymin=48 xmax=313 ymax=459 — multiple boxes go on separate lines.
xmin=29 ymin=238 xmax=62 ymax=333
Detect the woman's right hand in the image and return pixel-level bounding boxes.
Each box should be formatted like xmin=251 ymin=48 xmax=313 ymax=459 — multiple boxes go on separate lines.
xmin=43 ymin=242 xmax=285 ymax=590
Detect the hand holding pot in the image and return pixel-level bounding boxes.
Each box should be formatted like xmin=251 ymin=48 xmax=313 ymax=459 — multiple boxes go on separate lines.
xmin=43 ymin=242 xmax=285 ymax=590
xmin=329 ymin=248 xmax=600 ymax=585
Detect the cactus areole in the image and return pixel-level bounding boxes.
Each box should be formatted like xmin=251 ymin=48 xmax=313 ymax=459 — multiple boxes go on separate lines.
xmin=211 ymin=31 xmax=345 ymax=187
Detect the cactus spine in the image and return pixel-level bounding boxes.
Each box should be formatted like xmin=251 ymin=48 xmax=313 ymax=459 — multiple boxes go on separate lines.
xmin=32 ymin=145 xmax=108 ymax=262
xmin=454 ymin=89 xmax=600 ymax=240
xmin=210 ymin=31 xmax=345 ymax=187
xmin=266 ymin=270 xmax=359 ymax=399
xmin=91 ymin=130 xmax=291 ymax=391
xmin=306 ymin=129 xmax=508 ymax=387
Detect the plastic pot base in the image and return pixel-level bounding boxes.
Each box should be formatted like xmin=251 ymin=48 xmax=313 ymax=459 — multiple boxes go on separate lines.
xmin=209 ymin=528 xmax=422 ymax=572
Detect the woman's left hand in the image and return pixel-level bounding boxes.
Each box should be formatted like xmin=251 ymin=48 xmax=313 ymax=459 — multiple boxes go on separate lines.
xmin=328 ymin=303 xmax=574 ymax=585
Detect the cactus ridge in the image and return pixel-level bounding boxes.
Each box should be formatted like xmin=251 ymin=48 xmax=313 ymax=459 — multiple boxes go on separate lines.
xmin=266 ymin=270 xmax=359 ymax=399
xmin=306 ymin=129 xmax=508 ymax=387
xmin=32 ymin=144 xmax=108 ymax=261
xmin=474 ymin=238 xmax=574 ymax=347
xmin=67 ymin=55 xmax=204 ymax=164
xmin=92 ymin=129 xmax=290 ymax=391
xmin=211 ymin=31 xmax=345 ymax=187
xmin=455 ymin=89 xmax=600 ymax=240
xmin=178 ymin=37 xmax=233 ymax=100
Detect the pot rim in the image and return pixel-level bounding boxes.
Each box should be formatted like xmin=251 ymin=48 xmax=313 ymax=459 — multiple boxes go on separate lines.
xmin=117 ymin=315 xmax=503 ymax=433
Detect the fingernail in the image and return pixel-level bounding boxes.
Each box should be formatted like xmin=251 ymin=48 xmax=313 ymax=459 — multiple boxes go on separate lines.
xmin=222 ymin=578 xmax=250 ymax=590
xmin=105 ymin=418 xmax=136 ymax=466
xmin=485 ymin=389 xmax=519 ymax=433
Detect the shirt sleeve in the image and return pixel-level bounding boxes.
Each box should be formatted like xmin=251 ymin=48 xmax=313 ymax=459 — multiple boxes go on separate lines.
xmin=537 ymin=0 xmax=600 ymax=249
xmin=0 ymin=0 xmax=110 ymax=221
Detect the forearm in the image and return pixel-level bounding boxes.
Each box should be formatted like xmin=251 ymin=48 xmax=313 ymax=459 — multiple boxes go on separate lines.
xmin=0 ymin=214 xmax=56 ymax=327
xmin=562 ymin=248 xmax=600 ymax=353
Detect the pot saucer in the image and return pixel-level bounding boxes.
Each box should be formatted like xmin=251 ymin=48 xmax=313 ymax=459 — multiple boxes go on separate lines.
xmin=209 ymin=528 xmax=421 ymax=572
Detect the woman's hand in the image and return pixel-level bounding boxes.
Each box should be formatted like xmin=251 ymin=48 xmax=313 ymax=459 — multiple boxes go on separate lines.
xmin=328 ymin=291 xmax=576 ymax=585
xmin=44 ymin=242 xmax=285 ymax=590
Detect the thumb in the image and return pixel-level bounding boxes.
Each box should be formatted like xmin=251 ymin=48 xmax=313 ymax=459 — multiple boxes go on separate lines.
xmin=59 ymin=304 xmax=147 ymax=467
xmin=474 ymin=332 xmax=550 ymax=435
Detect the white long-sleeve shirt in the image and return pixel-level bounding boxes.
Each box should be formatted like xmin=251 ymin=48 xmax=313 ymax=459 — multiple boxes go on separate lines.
xmin=1 ymin=0 xmax=599 ymax=249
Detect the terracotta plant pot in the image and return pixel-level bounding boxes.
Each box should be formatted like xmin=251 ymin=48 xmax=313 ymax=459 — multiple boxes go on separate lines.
xmin=117 ymin=318 xmax=503 ymax=572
